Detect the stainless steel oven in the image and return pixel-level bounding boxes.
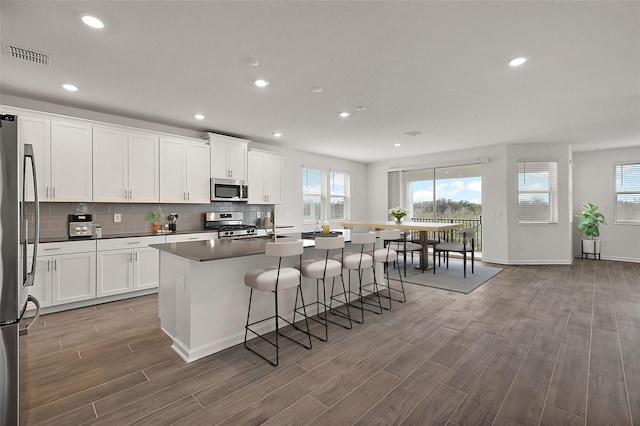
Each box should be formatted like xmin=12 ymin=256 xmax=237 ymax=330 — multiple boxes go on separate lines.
xmin=210 ymin=178 xmax=248 ymax=202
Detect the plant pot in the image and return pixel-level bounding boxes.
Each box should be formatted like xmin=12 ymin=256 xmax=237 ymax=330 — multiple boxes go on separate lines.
xmin=395 ymin=218 xmax=403 ymax=224
xmin=152 ymin=221 xmax=161 ymax=234
xmin=581 ymin=238 xmax=601 ymax=259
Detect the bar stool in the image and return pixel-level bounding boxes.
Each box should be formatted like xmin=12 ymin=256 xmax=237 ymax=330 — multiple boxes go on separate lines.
xmin=244 ymin=239 xmax=312 ymax=366
xmin=296 ymin=235 xmax=352 ymax=342
xmin=373 ymin=229 xmax=406 ymax=309
xmin=332 ymin=231 xmax=382 ymax=324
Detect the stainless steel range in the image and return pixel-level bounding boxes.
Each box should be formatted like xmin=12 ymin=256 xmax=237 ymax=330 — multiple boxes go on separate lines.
xmin=204 ymin=212 xmax=257 ymax=239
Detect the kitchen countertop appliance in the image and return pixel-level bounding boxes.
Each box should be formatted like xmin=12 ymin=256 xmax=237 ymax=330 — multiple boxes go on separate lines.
xmin=210 ymin=178 xmax=249 ymax=202
xmin=204 ymin=212 xmax=257 ymax=239
xmin=1 ymin=114 xmax=41 ymax=425
xmin=68 ymin=214 xmax=93 ymax=239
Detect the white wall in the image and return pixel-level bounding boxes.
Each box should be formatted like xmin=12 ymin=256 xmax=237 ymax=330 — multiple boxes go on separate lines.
xmin=573 ymin=146 xmax=640 ymax=262
xmin=505 ymin=143 xmax=573 ymax=264
xmin=366 ymin=144 xmax=511 ymax=264
xmin=249 ymin=142 xmax=368 ymax=231
xmin=367 ymin=143 xmax=579 ymax=265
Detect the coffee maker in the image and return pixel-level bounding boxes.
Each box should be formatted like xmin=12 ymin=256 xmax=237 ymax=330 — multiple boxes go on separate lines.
xmin=168 ymin=213 xmax=178 ymax=232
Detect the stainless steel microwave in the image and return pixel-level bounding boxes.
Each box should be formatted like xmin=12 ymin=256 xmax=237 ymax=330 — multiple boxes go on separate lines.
xmin=211 ymin=178 xmax=249 ymax=202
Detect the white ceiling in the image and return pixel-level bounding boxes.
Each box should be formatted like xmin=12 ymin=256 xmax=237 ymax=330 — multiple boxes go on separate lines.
xmin=1 ymin=1 xmax=639 ymax=163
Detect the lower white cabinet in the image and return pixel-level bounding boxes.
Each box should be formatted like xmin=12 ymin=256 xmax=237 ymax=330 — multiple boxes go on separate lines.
xmin=29 ymin=240 xmax=97 ymax=307
xmin=52 ymin=252 xmax=97 ymax=305
xmin=97 ymin=236 xmax=163 ymax=297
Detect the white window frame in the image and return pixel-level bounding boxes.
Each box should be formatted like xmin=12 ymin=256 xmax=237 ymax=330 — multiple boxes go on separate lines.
xmin=517 ymin=160 xmax=558 ymax=224
xmin=615 ymin=162 xmax=640 ymax=225
xmin=302 ymin=166 xmax=350 ymax=223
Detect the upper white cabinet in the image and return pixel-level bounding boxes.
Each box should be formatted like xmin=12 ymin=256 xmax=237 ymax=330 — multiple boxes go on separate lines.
xmin=18 ymin=115 xmax=51 ymax=202
xmin=248 ymin=150 xmax=284 ymax=204
xmin=50 ymin=119 xmax=93 ymax=201
xmin=19 ymin=116 xmax=92 ymax=202
xmin=160 ymin=136 xmax=210 ymax=203
xmin=93 ymin=126 xmax=159 ymax=202
xmin=207 ymin=133 xmax=248 ymax=180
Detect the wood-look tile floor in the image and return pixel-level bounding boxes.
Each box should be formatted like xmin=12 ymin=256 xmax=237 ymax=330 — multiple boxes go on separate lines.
xmin=19 ymin=259 xmax=640 ymax=425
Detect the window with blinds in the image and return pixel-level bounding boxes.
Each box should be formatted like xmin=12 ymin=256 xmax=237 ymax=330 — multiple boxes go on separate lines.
xmin=518 ymin=161 xmax=558 ymax=223
xmin=302 ymin=167 xmax=350 ymax=222
xmin=615 ymin=162 xmax=640 ymax=223
xmin=303 ymin=167 xmax=324 ymax=222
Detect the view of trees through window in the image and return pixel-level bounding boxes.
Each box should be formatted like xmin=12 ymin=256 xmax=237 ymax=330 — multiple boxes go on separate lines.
xmin=405 ymin=165 xmax=482 ymax=221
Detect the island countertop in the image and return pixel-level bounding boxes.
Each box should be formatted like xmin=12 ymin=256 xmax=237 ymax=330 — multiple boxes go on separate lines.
xmin=150 ymin=231 xmax=349 ymax=262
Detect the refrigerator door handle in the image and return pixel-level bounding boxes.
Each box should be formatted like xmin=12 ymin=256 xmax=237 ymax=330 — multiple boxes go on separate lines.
xmin=18 ymin=295 xmax=41 ymax=336
xmin=23 ymin=143 xmax=39 ymax=287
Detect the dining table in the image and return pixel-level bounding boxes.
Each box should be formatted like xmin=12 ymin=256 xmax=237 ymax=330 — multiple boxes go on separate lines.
xmin=340 ymin=220 xmax=463 ymax=271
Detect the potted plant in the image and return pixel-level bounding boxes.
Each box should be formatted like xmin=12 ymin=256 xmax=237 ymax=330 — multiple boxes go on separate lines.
xmin=389 ymin=206 xmax=408 ymax=224
xmin=576 ymin=202 xmax=606 ymax=258
xmin=145 ymin=207 xmax=163 ymax=234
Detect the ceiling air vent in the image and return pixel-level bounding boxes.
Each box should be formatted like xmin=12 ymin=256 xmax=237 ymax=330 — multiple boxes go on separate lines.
xmin=3 ymin=44 xmax=50 ymax=66
xmin=402 ymin=130 xmax=423 ymax=137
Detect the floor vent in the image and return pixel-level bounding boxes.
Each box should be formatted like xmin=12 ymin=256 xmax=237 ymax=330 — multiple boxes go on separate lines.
xmin=402 ymin=130 xmax=423 ymax=137
xmin=3 ymin=44 xmax=50 ymax=66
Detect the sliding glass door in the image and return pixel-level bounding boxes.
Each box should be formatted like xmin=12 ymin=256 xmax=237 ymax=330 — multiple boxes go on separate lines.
xmin=397 ymin=163 xmax=483 ymax=251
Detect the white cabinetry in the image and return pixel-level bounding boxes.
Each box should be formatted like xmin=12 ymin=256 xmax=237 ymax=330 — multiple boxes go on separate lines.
xmin=96 ymin=236 xmax=163 ymax=297
xmin=93 ymin=126 xmax=159 ymax=202
xmin=208 ymin=133 xmax=248 ymax=180
xmin=30 ymin=240 xmax=97 ymax=306
xmin=19 ymin=115 xmax=51 ymax=202
xmin=50 ymin=120 xmax=93 ymax=201
xmin=160 ymin=137 xmax=210 ymax=203
xmin=248 ymin=150 xmax=284 ymax=204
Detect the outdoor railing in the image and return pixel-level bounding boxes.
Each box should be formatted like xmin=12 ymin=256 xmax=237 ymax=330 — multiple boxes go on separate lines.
xmin=410 ymin=216 xmax=483 ymax=251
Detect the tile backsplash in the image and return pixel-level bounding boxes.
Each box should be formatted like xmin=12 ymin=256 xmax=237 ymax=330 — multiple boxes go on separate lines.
xmin=26 ymin=202 xmax=273 ymax=239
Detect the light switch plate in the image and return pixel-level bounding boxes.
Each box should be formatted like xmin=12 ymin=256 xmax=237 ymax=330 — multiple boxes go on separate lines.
xmin=114 ymin=213 xmax=122 ymax=223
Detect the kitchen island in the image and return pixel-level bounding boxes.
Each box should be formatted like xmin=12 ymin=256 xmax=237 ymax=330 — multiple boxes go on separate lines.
xmin=151 ymin=231 xmax=376 ymax=363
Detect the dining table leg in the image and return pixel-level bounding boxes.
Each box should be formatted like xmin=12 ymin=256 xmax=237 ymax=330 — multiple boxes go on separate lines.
xmin=418 ymin=230 xmax=429 ymax=271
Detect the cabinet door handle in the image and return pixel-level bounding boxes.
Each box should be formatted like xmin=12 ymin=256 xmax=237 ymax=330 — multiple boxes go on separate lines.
xmin=53 ymin=187 xmax=56 ymax=198
xmin=129 ymin=190 xmax=132 ymax=199
xmin=125 ymin=189 xmax=128 ymax=199
xmin=127 ymin=241 xmax=140 ymax=245
xmin=188 ymin=237 xmax=198 ymax=240
xmin=187 ymin=192 xmax=190 ymax=200
xmin=44 ymin=248 xmax=60 ymax=251
xmin=130 ymin=252 xmax=134 ymax=262
xmin=47 ymin=259 xmax=50 ymax=272
xmin=54 ymin=259 xmax=57 ymax=271
xmin=134 ymin=252 xmax=138 ymax=262
xmin=46 ymin=186 xmax=49 ymax=198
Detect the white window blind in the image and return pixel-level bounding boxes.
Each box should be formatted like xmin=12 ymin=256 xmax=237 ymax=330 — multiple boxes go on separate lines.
xmin=518 ymin=161 xmax=558 ymax=223
xmin=303 ymin=167 xmax=324 ymax=222
xmin=615 ymin=162 xmax=640 ymax=223
xmin=302 ymin=167 xmax=350 ymax=223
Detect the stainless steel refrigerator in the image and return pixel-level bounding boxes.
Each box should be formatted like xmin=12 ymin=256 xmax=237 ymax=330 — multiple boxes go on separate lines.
xmin=0 ymin=114 xmax=41 ymax=425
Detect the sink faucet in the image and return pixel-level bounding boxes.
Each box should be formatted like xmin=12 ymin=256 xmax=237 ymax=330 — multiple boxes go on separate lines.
xmin=271 ymin=206 xmax=276 ymax=239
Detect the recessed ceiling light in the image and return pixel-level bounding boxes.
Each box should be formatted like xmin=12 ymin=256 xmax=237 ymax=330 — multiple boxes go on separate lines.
xmin=273 ymin=132 xmax=283 ymax=137
xmin=194 ymin=114 xmax=205 ymax=120
xmin=394 ymin=143 xmax=402 ymax=147
xmin=81 ymin=15 xmax=104 ymax=29
xmin=355 ymin=106 xmax=367 ymax=112
xmin=311 ymin=87 xmax=323 ymax=93
xmin=254 ymin=79 xmax=269 ymax=88
xmin=62 ymin=83 xmax=78 ymax=92
xmin=339 ymin=112 xmax=350 ymax=118
xmin=509 ymin=56 xmax=528 ymax=67
xmin=244 ymin=58 xmax=259 ymax=67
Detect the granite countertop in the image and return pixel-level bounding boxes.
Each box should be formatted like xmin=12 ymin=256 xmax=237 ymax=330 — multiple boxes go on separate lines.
xmin=30 ymin=229 xmax=219 ymax=244
xmin=151 ymin=230 xmax=351 ymax=262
